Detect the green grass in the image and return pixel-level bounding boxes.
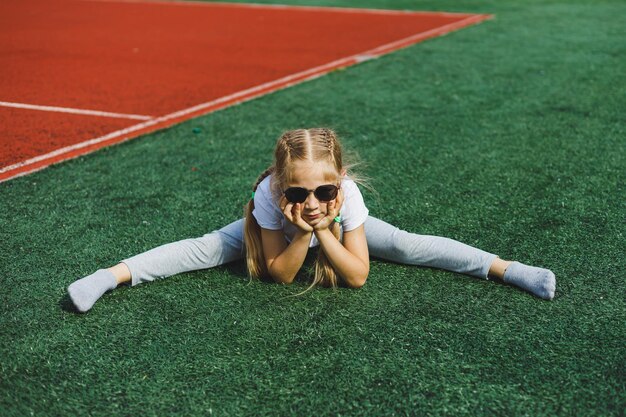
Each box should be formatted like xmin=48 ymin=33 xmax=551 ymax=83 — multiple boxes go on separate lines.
xmin=1 ymin=0 xmax=624 ymax=415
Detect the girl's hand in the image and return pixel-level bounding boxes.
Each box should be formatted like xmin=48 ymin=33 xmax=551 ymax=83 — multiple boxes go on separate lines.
xmin=280 ymin=196 xmax=314 ymax=233
xmin=313 ymin=188 xmax=344 ymax=231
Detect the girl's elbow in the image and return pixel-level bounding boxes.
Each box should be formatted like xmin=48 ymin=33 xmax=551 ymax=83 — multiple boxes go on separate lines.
xmin=269 ymin=268 xmax=295 ymax=285
xmin=346 ymin=271 xmax=368 ymax=289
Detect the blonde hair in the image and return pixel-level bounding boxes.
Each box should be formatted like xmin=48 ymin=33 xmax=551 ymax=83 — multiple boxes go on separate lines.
xmin=244 ymin=128 xmax=359 ymax=295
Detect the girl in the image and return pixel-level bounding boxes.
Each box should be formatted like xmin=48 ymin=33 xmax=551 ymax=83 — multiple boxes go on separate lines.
xmin=68 ymin=128 xmax=556 ymax=312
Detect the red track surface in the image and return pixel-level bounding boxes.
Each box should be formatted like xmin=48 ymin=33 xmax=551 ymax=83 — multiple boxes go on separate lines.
xmin=0 ymin=0 xmax=490 ymax=182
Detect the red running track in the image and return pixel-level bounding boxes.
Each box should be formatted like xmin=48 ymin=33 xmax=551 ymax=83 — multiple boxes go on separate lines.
xmin=0 ymin=0 xmax=491 ymax=182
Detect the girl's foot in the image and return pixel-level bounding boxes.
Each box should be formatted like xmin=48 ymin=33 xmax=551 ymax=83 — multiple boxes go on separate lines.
xmin=67 ymin=269 xmax=117 ymax=312
xmin=503 ymin=262 xmax=556 ymax=300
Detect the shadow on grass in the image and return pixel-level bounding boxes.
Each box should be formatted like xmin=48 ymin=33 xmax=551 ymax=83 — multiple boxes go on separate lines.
xmin=59 ymin=292 xmax=81 ymax=313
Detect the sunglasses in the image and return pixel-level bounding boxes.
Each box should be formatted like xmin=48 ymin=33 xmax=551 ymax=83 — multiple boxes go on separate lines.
xmin=284 ymin=184 xmax=340 ymax=204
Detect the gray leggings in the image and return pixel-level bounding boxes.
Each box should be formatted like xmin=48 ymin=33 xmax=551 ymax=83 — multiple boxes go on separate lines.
xmin=122 ymin=216 xmax=497 ymax=286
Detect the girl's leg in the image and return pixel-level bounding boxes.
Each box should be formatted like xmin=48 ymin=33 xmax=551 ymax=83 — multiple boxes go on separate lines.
xmin=68 ymin=219 xmax=245 ymax=312
xmin=363 ymin=216 xmax=555 ymax=300
xmin=364 ymin=216 xmax=497 ymax=278
xmin=121 ymin=219 xmax=245 ymax=286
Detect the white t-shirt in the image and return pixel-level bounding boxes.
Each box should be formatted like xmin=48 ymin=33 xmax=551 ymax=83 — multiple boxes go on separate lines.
xmin=252 ymin=174 xmax=369 ymax=248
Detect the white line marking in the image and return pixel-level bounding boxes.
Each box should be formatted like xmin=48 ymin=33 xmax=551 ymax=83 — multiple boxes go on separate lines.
xmin=0 ymin=122 xmax=158 ymax=173
xmin=0 ymin=64 xmax=338 ymax=173
xmin=0 ymin=101 xmax=153 ymax=120
xmin=2 ymin=2 xmax=491 ymax=181
xmin=0 ymin=14 xmax=488 ymax=176
xmin=358 ymin=15 xmax=484 ymax=56
xmin=82 ymin=0 xmax=472 ymax=17
xmin=355 ymin=54 xmax=377 ymax=63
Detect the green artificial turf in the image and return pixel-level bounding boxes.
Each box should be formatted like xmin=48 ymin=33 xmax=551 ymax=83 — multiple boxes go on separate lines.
xmin=1 ymin=0 xmax=624 ymax=415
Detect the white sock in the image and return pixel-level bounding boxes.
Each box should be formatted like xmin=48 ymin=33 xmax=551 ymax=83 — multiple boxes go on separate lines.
xmin=67 ymin=269 xmax=118 ymax=312
xmin=503 ymin=262 xmax=556 ymax=300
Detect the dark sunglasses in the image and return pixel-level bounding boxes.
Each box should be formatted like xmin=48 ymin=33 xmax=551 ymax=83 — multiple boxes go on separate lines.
xmin=284 ymin=184 xmax=340 ymax=204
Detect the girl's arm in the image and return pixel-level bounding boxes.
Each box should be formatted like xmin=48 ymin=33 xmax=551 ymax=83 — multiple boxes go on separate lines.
xmin=312 ymin=195 xmax=369 ymax=288
xmin=261 ymin=197 xmax=314 ymax=285
xmin=261 ymin=227 xmax=311 ymax=285
xmin=315 ymin=224 xmax=369 ymax=288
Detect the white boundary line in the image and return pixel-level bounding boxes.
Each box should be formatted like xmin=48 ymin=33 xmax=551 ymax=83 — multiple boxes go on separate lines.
xmin=0 ymin=61 xmax=342 ymax=173
xmin=0 ymin=101 xmax=153 ymax=120
xmin=1 ymin=2 xmax=491 ymax=181
xmin=83 ymin=0 xmax=473 ymax=17
xmin=0 ymin=14 xmax=486 ymax=176
xmin=356 ymin=16 xmax=483 ymax=56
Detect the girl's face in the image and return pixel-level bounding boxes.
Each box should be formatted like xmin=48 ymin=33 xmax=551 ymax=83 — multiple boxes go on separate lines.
xmin=286 ymin=160 xmax=341 ymax=226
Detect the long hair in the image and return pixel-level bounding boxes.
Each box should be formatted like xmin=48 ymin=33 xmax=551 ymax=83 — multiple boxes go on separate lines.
xmin=243 ymin=128 xmax=358 ymax=295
